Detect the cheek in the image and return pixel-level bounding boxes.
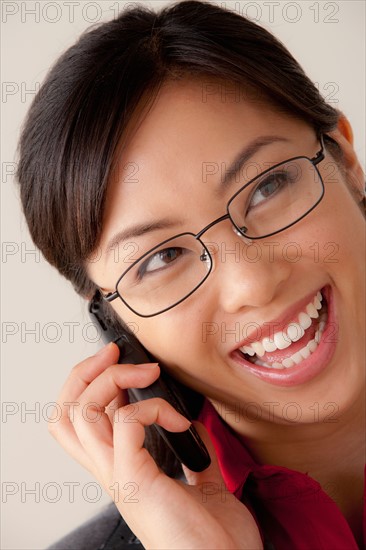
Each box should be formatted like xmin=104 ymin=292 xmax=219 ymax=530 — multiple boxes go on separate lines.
xmin=113 ymin=299 xmax=207 ymax=360
xmin=288 ymin=171 xmax=364 ymax=265
xmin=141 ymin=311 xmax=207 ymax=362
xmin=318 ymin=178 xmax=365 ymax=261
xmin=128 ymin=304 xmax=218 ymax=391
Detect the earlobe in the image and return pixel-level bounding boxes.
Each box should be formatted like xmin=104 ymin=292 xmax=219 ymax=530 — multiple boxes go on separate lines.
xmin=327 ymin=113 xmax=355 ymax=150
xmin=327 ymin=114 xmax=365 ymax=204
xmin=335 ymin=115 xmax=354 ymax=145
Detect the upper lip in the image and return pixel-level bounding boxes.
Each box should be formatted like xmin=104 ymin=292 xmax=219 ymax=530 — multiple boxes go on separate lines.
xmin=230 ymin=287 xmax=325 ymax=354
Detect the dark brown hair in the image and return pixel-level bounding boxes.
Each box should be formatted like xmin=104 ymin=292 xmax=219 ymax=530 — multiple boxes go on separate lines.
xmin=17 ymin=0 xmax=341 ymax=475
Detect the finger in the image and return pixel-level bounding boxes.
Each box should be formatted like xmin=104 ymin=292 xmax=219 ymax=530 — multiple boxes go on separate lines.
xmin=48 ymin=413 xmax=99 ymax=477
xmin=111 ymin=407 xmax=231 ymax=549
xmin=72 ymin=365 xmax=161 ymax=477
xmin=48 ymin=343 xmax=121 ymax=477
xmin=105 ymin=391 xmax=128 ymax=426
xmin=57 ymin=342 xmax=121 ymax=406
xmin=113 ymin=398 xmax=191 ymax=482
xmin=78 ymin=362 xmax=160 ymax=412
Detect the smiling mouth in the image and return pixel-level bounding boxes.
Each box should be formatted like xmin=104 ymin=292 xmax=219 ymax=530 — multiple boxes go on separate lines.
xmin=237 ymin=290 xmax=328 ymax=370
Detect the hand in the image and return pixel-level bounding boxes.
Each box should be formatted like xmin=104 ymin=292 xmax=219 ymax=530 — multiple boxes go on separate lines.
xmin=49 ymin=343 xmax=263 ymax=549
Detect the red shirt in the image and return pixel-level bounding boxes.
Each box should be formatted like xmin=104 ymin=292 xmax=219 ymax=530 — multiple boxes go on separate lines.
xmin=198 ymin=399 xmax=365 ymax=549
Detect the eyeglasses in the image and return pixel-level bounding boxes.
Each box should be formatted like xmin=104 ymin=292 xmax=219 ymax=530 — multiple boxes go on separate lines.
xmin=103 ymin=136 xmax=326 ymax=317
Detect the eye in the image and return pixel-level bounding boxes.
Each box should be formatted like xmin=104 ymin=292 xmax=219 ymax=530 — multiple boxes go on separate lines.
xmin=248 ymin=169 xmax=297 ymax=209
xmin=138 ymin=247 xmax=184 ymax=278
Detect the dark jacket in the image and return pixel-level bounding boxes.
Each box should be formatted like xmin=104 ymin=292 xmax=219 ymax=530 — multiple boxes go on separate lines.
xmin=47 ymin=503 xmax=144 ymax=550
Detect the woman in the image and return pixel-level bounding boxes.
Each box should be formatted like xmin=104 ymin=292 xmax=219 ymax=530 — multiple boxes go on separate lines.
xmin=16 ymin=1 xmax=365 ymax=548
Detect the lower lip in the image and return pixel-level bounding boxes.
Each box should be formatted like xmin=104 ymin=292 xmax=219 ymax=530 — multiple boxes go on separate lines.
xmin=230 ymin=286 xmax=337 ymax=387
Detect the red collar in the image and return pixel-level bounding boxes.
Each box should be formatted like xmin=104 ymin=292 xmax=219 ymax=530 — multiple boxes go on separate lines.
xmin=198 ymin=399 xmax=364 ymax=549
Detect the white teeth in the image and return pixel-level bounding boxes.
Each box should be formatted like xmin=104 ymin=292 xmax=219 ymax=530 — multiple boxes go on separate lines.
xmin=253 ymin=358 xmax=268 ymax=367
xmin=306 ymin=303 xmax=319 ymax=319
xmin=239 ymin=290 xmax=328 ymax=367
xmin=246 ymin=320 xmax=326 ymax=370
xmin=291 ymin=351 xmax=303 ymax=365
xmin=308 ymin=339 xmax=318 ymax=353
xmin=298 ymin=312 xmax=312 ymax=330
xmin=299 ymin=345 xmax=311 ymax=359
xmin=282 ymin=357 xmax=295 ymax=368
xmin=251 ymin=341 xmax=265 ymax=357
xmin=262 ymin=337 xmax=277 ymax=352
xmin=287 ymin=323 xmax=305 ymax=342
xmin=273 ymin=331 xmax=292 ymax=350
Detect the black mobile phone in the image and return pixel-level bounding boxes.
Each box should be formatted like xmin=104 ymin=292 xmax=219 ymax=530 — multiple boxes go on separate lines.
xmin=88 ymin=292 xmax=211 ymax=472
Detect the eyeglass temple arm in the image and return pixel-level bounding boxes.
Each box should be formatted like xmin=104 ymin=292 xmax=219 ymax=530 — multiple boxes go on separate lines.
xmin=312 ymin=134 xmax=326 ymax=166
xmin=103 ymin=291 xmax=119 ymax=302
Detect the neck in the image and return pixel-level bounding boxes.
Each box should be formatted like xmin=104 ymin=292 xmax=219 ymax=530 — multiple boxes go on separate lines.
xmin=211 ymin=389 xmax=365 ymax=546
xmin=211 ymin=386 xmax=365 ymax=471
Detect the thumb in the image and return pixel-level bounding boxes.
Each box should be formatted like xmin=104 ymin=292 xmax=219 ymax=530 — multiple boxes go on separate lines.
xmin=182 ymin=421 xmax=226 ymax=488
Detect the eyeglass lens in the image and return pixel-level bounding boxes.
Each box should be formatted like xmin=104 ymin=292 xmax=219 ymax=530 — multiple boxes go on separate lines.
xmin=117 ymin=157 xmax=323 ymax=316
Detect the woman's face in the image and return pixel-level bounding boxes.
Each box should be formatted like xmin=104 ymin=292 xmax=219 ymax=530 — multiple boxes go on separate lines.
xmin=87 ymin=78 xmax=365 ymax=428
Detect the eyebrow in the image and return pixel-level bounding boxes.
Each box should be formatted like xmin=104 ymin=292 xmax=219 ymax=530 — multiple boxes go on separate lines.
xmin=104 ymin=135 xmax=290 ymax=257
xmin=105 ymin=219 xmax=181 ymax=258
xmin=219 ymin=135 xmax=289 ymax=191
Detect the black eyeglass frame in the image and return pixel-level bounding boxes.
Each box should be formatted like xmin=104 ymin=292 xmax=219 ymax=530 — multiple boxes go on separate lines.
xmin=103 ymin=135 xmax=326 ymax=317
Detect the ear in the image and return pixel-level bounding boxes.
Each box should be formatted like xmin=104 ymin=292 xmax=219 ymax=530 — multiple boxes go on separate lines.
xmin=327 ymin=115 xmax=365 ymax=203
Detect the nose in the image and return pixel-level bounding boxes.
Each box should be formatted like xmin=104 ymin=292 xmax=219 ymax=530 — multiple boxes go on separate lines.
xmin=207 ymin=226 xmax=291 ymax=312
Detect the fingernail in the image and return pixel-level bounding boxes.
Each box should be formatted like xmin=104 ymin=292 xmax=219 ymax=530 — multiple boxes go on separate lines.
xmin=134 ymin=362 xmax=159 ymax=369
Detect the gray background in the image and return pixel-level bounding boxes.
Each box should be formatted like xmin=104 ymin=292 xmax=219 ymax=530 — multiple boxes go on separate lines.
xmin=1 ymin=1 xmax=365 ymax=548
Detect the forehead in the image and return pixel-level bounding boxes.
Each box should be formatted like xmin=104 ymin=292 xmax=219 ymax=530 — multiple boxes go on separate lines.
xmin=100 ymin=77 xmax=309 ymax=240
xmin=114 ymin=77 xmax=292 ymax=164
